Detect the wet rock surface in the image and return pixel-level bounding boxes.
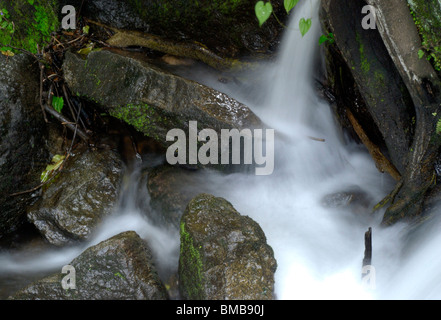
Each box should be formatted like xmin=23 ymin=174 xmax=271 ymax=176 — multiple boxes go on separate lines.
xmin=10 ymin=231 xmax=168 ymax=300
xmin=63 ymin=50 xmax=262 ymax=147
xmin=0 ymin=54 xmax=48 ymax=239
xmin=179 ymin=193 xmax=277 ymax=300
xmin=321 ymin=186 xmax=374 ymax=214
xmin=147 ymin=165 xmax=213 ymax=228
xmin=27 ymin=146 xmax=123 ymax=246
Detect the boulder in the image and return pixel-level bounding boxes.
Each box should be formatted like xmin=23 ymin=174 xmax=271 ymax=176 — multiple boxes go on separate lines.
xmin=321 ymin=186 xmax=374 ymax=214
xmin=10 ymin=231 xmax=168 ymax=300
xmin=179 ymin=193 xmax=276 ymax=300
xmin=147 ymin=165 xmax=211 ymax=228
xmin=0 ymin=54 xmax=48 ymax=239
xmin=63 ymin=50 xmax=262 ymax=145
xmin=27 ymin=146 xmax=123 ymax=246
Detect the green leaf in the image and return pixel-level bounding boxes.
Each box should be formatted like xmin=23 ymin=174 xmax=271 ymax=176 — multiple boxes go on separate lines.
xmin=299 ymin=17 xmax=312 ymax=37
xmin=319 ymin=35 xmax=328 ymax=45
xmin=418 ymin=49 xmax=425 ymax=59
xmin=319 ymin=33 xmax=334 ymax=45
xmin=52 ymin=96 xmax=64 ymax=113
xmin=284 ymin=0 xmax=299 ymax=13
xmin=255 ymin=1 xmax=273 ymax=27
xmin=40 ymin=155 xmax=65 ymax=183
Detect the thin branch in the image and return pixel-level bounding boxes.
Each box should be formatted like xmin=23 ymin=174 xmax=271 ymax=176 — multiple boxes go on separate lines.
xmin=43 ymin=104 xmax=90 ymax=142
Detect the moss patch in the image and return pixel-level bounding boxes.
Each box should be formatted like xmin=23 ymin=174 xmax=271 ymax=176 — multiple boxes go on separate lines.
xmin=109 ymin=103 xmax=173 ymax=142
xmin=408 ymin=0 xmax=441 ymax=73
xmin=0 ymin=0 xmax=59 ymax=53
xmin=179 ymin=222 xmax=205 ymax=300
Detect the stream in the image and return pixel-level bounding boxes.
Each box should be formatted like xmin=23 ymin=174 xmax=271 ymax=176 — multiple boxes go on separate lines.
xmin=2 ymin=0 xmax=441 ymax=300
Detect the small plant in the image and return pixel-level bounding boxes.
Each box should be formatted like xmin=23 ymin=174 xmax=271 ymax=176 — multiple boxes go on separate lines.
xmin=319 ymin=32 xmax=334 ymax=45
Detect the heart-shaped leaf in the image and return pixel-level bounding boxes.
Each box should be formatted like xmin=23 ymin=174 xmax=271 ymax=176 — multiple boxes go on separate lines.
xmin=299 ymin=17 xmax=312 ymax=37
xmin=255 ymin=1 xmax=273 ymax=27
xmin=284 ymin=0 xmax=299 ymax=13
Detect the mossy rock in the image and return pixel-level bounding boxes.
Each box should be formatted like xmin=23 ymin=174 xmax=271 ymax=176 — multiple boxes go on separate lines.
xmin=27 ymin=146 xmax=123 ymax=246
xmin=178 ymin=193 xmax=277 ymax=300
xmin=62 ymin=49 xmax=263 ymax=171
xmin=0 ymin=0 xmax=59 ymax=54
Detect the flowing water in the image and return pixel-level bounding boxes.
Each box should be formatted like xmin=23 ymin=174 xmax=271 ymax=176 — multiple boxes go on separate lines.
xmin=2 ymin=0 xmax=441 ymax=300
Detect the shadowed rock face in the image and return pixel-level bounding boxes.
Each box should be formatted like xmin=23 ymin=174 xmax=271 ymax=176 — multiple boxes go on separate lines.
xmin=27 ymin=146 xmax=123 ymax=246
xmin=320 ymin=0 xmax=414 ymax=175
xmin=0 ymin=54 xmax=48 ymax=239
xmin=58 ymin=0 xmax=286 ymax=58
xmin=10 ymin=231 xmax=168 ymax=300
xmin=179 ymin=193 xmax=277 ymax=300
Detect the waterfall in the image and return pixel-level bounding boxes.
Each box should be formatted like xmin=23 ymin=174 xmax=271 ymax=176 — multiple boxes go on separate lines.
xmin=2 ymin=0 xmax=441 ymax=300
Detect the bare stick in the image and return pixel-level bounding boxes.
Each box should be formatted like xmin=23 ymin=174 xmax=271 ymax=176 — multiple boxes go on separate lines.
xmin=39 ymin=63 xmax=48 ymax=123
xmin=362 ymin=227 xmax=372 ymax=267
xmin=43 ymin=104 xmax=89 ymax=142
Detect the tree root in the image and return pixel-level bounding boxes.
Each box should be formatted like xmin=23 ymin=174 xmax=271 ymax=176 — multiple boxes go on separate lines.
xmin=85 ymin=19 xmax=257 ymax=73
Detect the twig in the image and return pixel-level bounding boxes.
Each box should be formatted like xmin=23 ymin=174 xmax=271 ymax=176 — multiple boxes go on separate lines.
xmin=362 ymin=227 xmax=372 ymax=267
xmin=308 ymin=136 xmax=326 ymax=142
xmin=43 ymin=104 xmax=90 ymax=142
xmin=346 ymin=108 xmax=401 ymax=181
xmin=39 ymin=62 xmax=49 ymax=123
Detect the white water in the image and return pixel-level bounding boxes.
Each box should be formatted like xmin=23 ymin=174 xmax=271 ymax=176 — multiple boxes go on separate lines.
xmin=2 ymin=0 xmax=441 ymax=299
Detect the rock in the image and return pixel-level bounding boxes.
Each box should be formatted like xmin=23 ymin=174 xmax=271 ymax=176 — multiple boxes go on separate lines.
xmin=27 ymin=146 xmax=123 ymax=246
xmin=147 ymin=165 xmax=210 ymax=228
xmin=319 ymin=0 xmax=414 ymax=175
xmin=10 ymin=231 xmax=168 ymax=300
xmin=59 ymin=0 xmax=285 ymax=58
xmin=0 ymin=54 xmax=48 ymax=240
xmin=63 ymin=50 xmax=262 ymax=144
xmin=321 ymin=186 xmax=374 ymax=214
xmin=179 ymin=193 xmax=277 ymax=300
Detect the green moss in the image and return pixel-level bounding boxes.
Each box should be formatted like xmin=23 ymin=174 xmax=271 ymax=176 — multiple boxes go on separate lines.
xmin=356 ymin=31 xmax=370 ymax=73
xmin=179 ymin=222 xmax=205 ymax=299
xmin=109 ymin=103 xmax=171 ymax=141
xmin=408 ymin=0 xmax=441 ymax=72
xmin=0 ymin=0 xmax=59 ymax=53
